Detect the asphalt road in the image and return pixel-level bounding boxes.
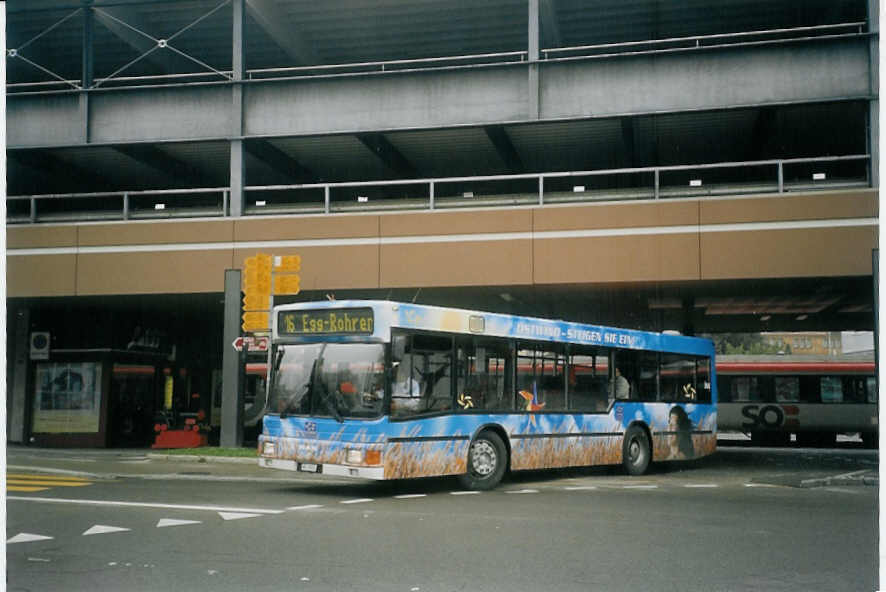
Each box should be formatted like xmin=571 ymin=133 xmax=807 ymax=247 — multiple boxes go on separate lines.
xmin=6 ymin=445 xmax=879 ymax=592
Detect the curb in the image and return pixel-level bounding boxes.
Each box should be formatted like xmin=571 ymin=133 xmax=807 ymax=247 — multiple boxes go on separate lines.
xmin=146 ymin=453 xmax=259 ymax=465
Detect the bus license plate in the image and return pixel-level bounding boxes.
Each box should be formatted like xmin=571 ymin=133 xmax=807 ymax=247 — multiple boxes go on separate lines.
xmin=299 ymin=463 xmax=319 ymax=473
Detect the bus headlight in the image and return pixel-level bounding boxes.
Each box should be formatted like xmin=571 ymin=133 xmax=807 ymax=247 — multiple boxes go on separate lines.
xmin=262 ymin=441 xmax=276 ymax=457
xmin=346 ymin=449 xmax=365 ymax=464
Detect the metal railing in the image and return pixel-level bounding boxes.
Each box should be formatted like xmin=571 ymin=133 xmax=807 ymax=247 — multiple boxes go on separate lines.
xmin=6 ymin=155 xmax=870 ymax=225
xmin=7 ymin=22 xmax=868 ymax=93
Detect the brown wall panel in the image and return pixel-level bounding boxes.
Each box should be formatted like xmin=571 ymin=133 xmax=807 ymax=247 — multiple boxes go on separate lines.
xmin=700 ymin=226 xmax=878 ymax=279
xmin=380 ymin=209 xmax=532 ymax=237
xmin=534 ymin=234 xmax=700 ymax=283
xmin=534 ymin=201 xmax=699 ymax=232
xmin=78 ymin=220 xmax=234 ymax=246
xmin=8 ymin=225 xmax=77 ymax=249
xmin=7 ymin=254 xmax=77 ymax=297
xmin=236 ymin=245 xmax=381 ymax=291
xmin=380 ymin=240 xmax=532 ymax=287
xmin=76 ymin=250 xmax=234 ymax=295
xmin=234 ymin=214 xmax=380 ymax=241
xmin=700 ymin=189 xmax=878 ymax=225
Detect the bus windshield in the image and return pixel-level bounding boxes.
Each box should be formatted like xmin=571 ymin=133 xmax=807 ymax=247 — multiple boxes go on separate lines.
xmin=268 ymin=343 xmax=385 ymax=420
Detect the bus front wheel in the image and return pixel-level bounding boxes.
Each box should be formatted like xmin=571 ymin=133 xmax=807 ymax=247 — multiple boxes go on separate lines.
xmin=623 ymin=425 xmax=651 ymax=476
xmin=458 ymin=431 xmax=507 ymax=490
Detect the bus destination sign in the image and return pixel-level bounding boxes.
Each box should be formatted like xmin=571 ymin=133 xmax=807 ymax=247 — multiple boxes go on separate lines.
xmin=278 ymin=308 xmax=374 ymax=336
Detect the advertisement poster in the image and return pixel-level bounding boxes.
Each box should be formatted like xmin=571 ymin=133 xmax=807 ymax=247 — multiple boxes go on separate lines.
xmin=32 ymin=362 xmax=103 ymax=434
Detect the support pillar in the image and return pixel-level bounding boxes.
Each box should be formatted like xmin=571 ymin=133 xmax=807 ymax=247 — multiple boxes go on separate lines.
xmin=220 ymin=270 xmax=244 ymax=448
xmin=527 ymin=0 xmax=540 ymax=119
xmin=229 ymin=0 xmax=246 ymax=217
xmin=868 ymin=0 xmax=879 ymax=188
xmin=80 ymin=0 xmax=94 ymax=143
xmin=9 ymin=308 xmax=30 ymax=443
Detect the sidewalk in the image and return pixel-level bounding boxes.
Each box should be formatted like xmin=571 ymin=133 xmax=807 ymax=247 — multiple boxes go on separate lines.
xmin=5 ymin=444 xmax=314 ymax=483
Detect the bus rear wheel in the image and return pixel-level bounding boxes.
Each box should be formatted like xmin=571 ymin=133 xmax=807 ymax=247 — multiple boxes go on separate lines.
xmin=458 ymin=431 xmax=507 ymax=491
xmin=623 ymin=425 xmax=651 ymax=476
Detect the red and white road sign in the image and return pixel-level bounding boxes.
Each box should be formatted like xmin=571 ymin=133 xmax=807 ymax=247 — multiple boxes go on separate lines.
xmin=232 ymin=336 xmax=269 ymax=352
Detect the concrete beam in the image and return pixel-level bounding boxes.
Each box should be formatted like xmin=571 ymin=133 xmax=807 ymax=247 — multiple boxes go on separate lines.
xmin=246 ymin=0 xmax=320 ymax=65
xmin=484 ymin=126 xmax=524 ymax=173
xmin=357 ymin=133 xmax=417 ymax=177
xmin=245 ymin=139 xmax=316 ymax=182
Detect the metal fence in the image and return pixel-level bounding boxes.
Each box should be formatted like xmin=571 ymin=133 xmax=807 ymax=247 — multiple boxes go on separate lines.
xmin=7 ymin=154 xmax=870 ymax=224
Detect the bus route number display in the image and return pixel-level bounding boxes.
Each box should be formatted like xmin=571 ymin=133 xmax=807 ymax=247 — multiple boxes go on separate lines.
xmin=278 ymin=308 xmax=374 ymax=336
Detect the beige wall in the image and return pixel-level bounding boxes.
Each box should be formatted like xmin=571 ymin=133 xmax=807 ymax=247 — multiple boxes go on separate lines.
xmin=7 ymin=189 xmax=878 ymax=297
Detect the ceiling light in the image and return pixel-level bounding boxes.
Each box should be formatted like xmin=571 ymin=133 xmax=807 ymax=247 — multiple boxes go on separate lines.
xmin=812 ymin=173 xmax=826 ymax=181
xmin=760 ymin=315 xmax=771 ymax=321
xmin=573 ymin=185 xmax=585 ymax=192
xmin=500 ymin=293 xmax=514 ymax=303
xmin=796 ymin=314 xmax=808 ymax=321
xmin=154 ymin=203 xmax=166 ymax=210
xmin=255 ymin=200 xmax=267 ymax=207
xmin=689 ymin=179 xmax=702 ymax=187
xmin=357 ymin=196 xmax=368 ymax=202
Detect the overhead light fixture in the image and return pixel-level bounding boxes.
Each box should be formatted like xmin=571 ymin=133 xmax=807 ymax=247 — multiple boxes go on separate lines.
xmin=796 ymin=314 xmax=808 ymax=321
xmin=463 ymin=191 xmax=474 ymax=198
xmin=812 ymin=173 xmax=826 ymax=181
xmin=573 ymin=185 xmax=586 ymax=193
xmin=760 ymin=315 xmax=771 ymax=321
xmin=689 ymin=179 xmax=702 ymax=187
xmin=499 ymin=293 xmax=514 ymax=303
xmin=154 ymin=203 xmax=166 ymax=210
xmin=357 ymin=196 xmax=368 ymax=203
xmin=255 ymin=200 xmax=267 ymax=207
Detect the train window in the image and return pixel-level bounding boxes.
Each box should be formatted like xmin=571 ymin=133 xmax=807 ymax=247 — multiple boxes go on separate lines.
xmin=774 ymin=377 xmax=800 ymax=402
xmin=820 ymin=376 xmax=843 ymax=403
xmin=866 ymin=377 xmax=877 ymax=403
xmin=730 ymin=376 xmax=761 ymax=402
xmin=842 ymin=377 xmax=867 ymax=403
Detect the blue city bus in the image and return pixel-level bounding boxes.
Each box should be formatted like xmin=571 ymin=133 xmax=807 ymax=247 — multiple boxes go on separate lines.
xmin=258 ymin=300 xmax=717 ymax=489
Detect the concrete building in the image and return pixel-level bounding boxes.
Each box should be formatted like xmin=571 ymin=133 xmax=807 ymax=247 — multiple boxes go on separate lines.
xmin=6 ymin=0 xmax=878 ymax=446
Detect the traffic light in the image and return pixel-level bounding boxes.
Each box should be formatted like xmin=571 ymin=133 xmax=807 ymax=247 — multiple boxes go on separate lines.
xmin=274 ymin=255 xmax=301 ymax=272
xmin=241 ymin=311 xmax=269 ymax=332
xmin=274 ymin=274 xmax=301 ymax=295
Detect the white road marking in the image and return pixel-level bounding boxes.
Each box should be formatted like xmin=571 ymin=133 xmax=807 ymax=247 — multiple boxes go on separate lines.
xmin=156 ymin=519 xmax=202 ymax=528
xmin=744 ymin=483 xmax=778 ymax=488
xmin=7 ymin=533 xmax=54 ymax=544
xmin=7 ymin=496 xmax=284 ymax=514
xmin=28 ymin=557 xmax=51 ymax=562
xmin=450 ymin=491 xmax=480 ymax=495
xmin=684 ymin=484 xmax=718 ymax=488
xmin=83 ymin=525 xmax=131 ymax=536
xmin=506 ymin=489 xmax=539 ymax=494
xmin=286 ymin=504 xmax=325 ymax=511
xmin=623 ymin=485 xmax=658 ymax=489
xmin=563 ymin=486 xmax=598 ymax=491
xmin=394 ymin=494 xmax=427 ymax=499
xmin=218 ymin=512 xmax=263 ymax=521
xmin=340 ymin=498 xmax=373 ymax=505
